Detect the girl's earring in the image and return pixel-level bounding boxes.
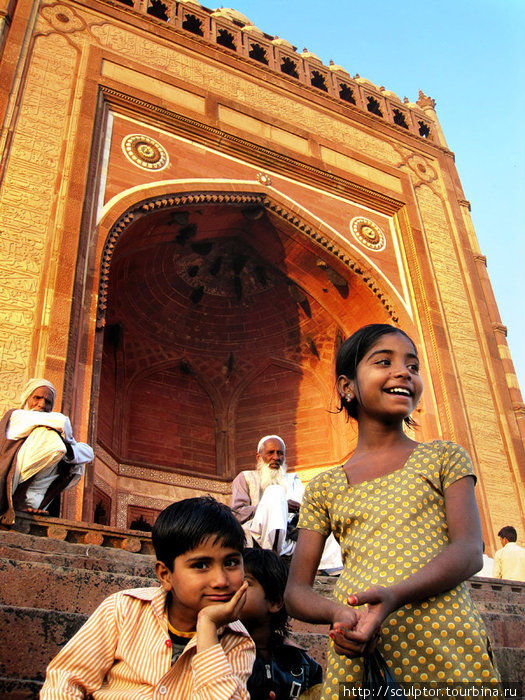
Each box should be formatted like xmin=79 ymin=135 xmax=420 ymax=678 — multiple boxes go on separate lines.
xmin=346 ymin=394 xmax=352 ymax=401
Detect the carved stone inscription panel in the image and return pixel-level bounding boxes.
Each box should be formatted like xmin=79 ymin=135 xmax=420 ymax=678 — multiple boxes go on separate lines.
xmin=0 ymin=32 xmax=77 ymax=411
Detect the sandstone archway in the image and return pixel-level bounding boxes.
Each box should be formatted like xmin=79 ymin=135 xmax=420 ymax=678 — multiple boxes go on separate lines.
xmin=90 ymin=190 xmax=409 ymax=525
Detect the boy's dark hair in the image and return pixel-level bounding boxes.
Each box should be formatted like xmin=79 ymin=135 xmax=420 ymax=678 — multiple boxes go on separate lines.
xmin=498 ymin=526 xmax=517 ymax=542
xmin=243 ymin=548 xmax=290 ymax=641
xmin=153 ymin=496 xmax=245 ymax=569
xmin=335 ymin=323 xmax=418 ymax=428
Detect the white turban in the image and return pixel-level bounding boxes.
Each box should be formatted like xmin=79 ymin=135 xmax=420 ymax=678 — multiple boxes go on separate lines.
xmin=257 ymin=434 xmax=285 ymax=454
xmin=20 ymin=378 xmax=57 ymax=409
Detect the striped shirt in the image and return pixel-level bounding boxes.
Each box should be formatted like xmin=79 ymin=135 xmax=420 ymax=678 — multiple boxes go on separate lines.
xmin=41 ymin=586 xmax=255 ymax=699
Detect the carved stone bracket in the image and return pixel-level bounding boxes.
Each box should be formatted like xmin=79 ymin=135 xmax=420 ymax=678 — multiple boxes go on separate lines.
xmin=492 ymin=322 xmax=508 ymax=338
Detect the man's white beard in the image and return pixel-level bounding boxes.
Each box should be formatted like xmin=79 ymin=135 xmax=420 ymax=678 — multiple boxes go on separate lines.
xmin=257 ymin=456 xmax=287 ymax=492
xmin=24 ymin=403 xmax=43 ymax=412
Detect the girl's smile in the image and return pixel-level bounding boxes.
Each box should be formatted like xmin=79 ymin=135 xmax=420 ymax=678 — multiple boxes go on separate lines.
xmin=348 ymin=332 xmax=423 ymax=421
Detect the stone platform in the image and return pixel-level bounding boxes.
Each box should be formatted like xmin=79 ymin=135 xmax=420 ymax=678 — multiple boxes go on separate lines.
xmin=1 ymin=514 xmax=524 ymax=697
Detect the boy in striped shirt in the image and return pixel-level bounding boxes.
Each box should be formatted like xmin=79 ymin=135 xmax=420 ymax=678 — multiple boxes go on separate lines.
xmin=41 ymin=497 xmax=255 ymax=699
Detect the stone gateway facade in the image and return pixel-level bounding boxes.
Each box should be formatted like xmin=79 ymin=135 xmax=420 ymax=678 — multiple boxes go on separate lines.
xmin=0 ymin=0 xmax=524 ymax=548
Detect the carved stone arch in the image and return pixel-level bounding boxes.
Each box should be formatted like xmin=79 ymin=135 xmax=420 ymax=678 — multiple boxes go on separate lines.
xmin=96 ymin=191 xmax=272 ymax=328
xmin=95 ymin=185 xmax=404 ymax=331
xmin=87 ymin=181 xmax=412 ymax=523
xmin=122 ymin=361 xmax=220 ymax=477
xmin=124 ymin=356 xmax=225 ymax=415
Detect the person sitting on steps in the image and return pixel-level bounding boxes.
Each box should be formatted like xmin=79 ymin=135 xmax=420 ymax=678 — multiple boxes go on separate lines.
xmin=0 ymin=378 xmax=94 ymax=525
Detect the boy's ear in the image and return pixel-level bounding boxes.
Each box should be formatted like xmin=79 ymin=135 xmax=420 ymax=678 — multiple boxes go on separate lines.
xmin=268 ymin=598 xmax=284 ymax=614
xmin=155 ymin=561 xmax=172 ymax=590
xmin=336 ymin=374 xmax=355 ymax=402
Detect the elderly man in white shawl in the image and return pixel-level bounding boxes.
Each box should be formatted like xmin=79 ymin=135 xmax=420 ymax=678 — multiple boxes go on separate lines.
xmin=0 ymin=378 xmax=94 ymax=525
xmin=231 ymin=435 xmax=342 ymax=573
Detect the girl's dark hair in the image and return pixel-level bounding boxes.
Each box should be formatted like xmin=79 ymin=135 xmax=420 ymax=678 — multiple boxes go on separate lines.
xmin=243 ymin=548 xmax=290 ymax=641
xmin=336 ymin=323 xmax=418 ymax=427
xmin=152 ymin=496 xmax=245 ymax=570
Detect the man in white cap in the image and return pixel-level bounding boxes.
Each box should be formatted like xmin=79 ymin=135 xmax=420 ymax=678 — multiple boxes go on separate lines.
xmin=0 ymin=378 xmax=94 ymax=526
xmin=231 ymin=435 xmax=342 ymax=571
xmin=231 ymin=435 xmax=301 ymax=555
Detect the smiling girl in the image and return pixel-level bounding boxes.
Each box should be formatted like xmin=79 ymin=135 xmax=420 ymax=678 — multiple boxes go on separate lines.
xmin=285 ymin=324 xmax=499 ymax=696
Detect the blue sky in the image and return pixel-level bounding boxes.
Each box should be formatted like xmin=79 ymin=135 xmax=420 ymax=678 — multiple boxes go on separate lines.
xmin=221 ymin=0 xmax=525 ymax=394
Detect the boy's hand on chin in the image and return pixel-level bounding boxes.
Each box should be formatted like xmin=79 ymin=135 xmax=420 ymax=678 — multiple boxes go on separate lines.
xmin=198 ymin=581 xmax=248 ymax=628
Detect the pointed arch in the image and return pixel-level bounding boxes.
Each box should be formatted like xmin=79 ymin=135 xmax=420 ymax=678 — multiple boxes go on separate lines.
xmin=75 ymin=180 xmax=418 ymax=523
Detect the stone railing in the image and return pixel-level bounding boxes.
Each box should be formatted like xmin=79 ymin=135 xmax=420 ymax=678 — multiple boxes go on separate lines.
xmin=106 ymin=0 xmax=437 ymax=143
xmin=12 ymin=512 xmax=154 ymax=555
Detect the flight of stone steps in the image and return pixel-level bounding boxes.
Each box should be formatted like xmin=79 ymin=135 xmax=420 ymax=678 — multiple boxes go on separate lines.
xmin=0 ymin=514 xmax=524 ymax=698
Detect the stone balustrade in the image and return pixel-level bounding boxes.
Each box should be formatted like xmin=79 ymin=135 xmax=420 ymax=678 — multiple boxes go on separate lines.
xmin=11 ymin=511 xmax=155 ymax=555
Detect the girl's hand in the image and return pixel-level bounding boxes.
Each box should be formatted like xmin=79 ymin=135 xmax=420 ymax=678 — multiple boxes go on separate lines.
xmin=328 ymin=605 xmax=364 ymax=658
xmin=197 ymin=581 xmax=248 ymax=628
xmin=345 ymin=585 xmax=398 ymax=649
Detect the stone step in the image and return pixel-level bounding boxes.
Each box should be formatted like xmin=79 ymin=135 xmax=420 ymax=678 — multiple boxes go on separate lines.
xmin=2 ymin=605 xmax=525 ymax=694
xmin=492 ymin=647 xmax=525 ymax=689
xmin=482 ymin=611 xmax=525 ymax=650
xmin=469 ymin=576 xmax=525 ymax=614
xmin=0 ymin=678 xmax=41 ymax=700
xmin=0 ymin=605 xmax=86 ymax=683
xmin=1 ymin=525 xmax=524 ymax=697
xmin=0 ymin=557 xmax=156 ymax=615
xmin=0 ymin=605 xmax=329 ymax=685
xmin=3 ymin=525 xmax=524 ymax=611
xmin=0 ymin=528 xmax=155 ymax=578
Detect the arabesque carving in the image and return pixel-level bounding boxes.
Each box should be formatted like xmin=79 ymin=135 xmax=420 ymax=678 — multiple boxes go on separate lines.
xmin=0 ymin=31 xmax=77 ymax=404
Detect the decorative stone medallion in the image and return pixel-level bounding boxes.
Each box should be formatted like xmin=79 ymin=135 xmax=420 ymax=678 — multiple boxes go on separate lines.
xmin=405 ymin=153 xmax=437 ymax=183
xmin=174 ymin=239 xmax=278 ymax=297
xmin=350 ymin=217 xmax=386 ymax=251
xmin=122 ymin=134 xmax=169 ymax=171
xmin=256 ymin=172 xmax=272 ymax=186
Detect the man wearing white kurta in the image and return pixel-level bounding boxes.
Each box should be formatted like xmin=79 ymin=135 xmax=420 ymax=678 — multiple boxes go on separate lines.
xmin=493 ymin=526 xmax=525 ymax=582
xmin=231 ymin=435 xmax=342 ymax=571
xmin=0 ymin=378 xmax=94 ymax=525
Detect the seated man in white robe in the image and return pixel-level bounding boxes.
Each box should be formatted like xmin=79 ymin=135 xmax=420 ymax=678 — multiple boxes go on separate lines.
xmin=231 ymin=435 xmax=342 ymax=572
xmin=0 ymin=378 xmax=94 ymax=525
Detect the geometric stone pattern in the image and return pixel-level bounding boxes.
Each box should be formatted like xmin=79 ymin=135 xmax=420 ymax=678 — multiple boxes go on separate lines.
xmin=414 ymin=184 xmax=525 ymax=533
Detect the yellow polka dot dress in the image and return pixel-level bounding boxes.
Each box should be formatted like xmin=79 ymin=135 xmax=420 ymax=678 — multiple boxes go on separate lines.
xmin=298 ymin=441 xmax=499 ymax=697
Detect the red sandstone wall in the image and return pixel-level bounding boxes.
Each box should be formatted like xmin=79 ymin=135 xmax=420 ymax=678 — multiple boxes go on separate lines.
xmin=126 ymin=367 xmax=216 ymax=474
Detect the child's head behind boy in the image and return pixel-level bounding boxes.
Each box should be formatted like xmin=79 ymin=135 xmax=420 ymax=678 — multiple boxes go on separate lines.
xmin=241 ymin=549 xmax=323 ymax=700
xmin=153 ymin=496 xmax=246 ymax=632
xmin=241 ymin=548 xmax=290 ymax=648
